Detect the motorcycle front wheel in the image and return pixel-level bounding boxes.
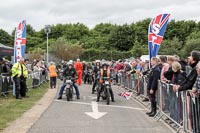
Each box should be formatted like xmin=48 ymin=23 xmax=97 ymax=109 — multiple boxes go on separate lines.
xmin=66 ymin=88 xmax=70 ymax=101
xmin=106 ymin=86 xmax=110 ymax=105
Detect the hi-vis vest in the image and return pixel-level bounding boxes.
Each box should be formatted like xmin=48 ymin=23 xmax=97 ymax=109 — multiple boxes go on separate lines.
xmin=49 ymin=65 xmax=57 ymax=77
xmin=11 ymin=62 xmax=28 ymax=78
xmin=100 ymin=69 xmax=110 ymax=83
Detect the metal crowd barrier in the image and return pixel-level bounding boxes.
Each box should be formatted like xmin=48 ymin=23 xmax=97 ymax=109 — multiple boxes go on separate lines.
xmin=116 ymin=71 xmax=200 ymax=133
xmin=116 ymin=71 xmax=149 ymax=99
xmin=155 ymin=81 xmax=183 ymax=132
xmin=0 ymin=71 xmax=48 ymax=97
xmin=183 ymin=90 xmax=200 ymax=133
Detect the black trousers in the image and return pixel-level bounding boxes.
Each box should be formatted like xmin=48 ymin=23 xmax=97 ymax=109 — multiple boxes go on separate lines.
xmin=13 ymin=77 xmax=21 ymax=98
xmin=92 ymin=78 xmax=98 ymax=93
xmin=84 ymin=74 xmax=89 ymax=83
xmin=20 ymin=78 xmax=27 ymax=97
xmin=149 ymin=89 xmax=157 ymax=110
xmin=50 ymin=77 xmax=57 ymax=89
xmin=97 ymin=84 xmax=114 ymax=100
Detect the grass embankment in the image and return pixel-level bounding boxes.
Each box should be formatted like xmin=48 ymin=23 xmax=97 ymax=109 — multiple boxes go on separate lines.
xmin=0 ymin=83 xmax=49 ymax=130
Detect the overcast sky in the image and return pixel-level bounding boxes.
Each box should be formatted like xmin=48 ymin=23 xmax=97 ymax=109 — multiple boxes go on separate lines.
xmin=0 ymin=0 xmax=200 ymax=34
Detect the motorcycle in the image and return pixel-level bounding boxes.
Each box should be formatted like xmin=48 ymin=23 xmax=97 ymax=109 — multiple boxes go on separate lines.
xmin=84 ymin=69 xmax=93 ymax=84
xmin=58 ymin=69 xmax=64 ymax=80
xmin=100 ymin=77 xmax=111 ymax=105
xmin=88 ymin=69 xmax=93 ymax=85
xmin=64 ymin=76 xmax=75 ymax=101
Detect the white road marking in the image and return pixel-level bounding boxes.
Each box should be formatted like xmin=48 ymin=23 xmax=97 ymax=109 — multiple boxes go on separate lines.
xmin=88 ymin=96 xmax=97 ymax=100
xmin=85 ymin=101 xmax=107 ymax=119
xmin=54 ymin=100 xmax=145 ymax=111
xmin=83 ymin=96 xmax=86 ymax=100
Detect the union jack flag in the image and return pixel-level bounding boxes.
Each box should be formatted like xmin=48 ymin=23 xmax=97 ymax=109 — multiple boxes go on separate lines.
xmin=14 ymin=20 xmax=26 ymax=62
xmin=118 ymin=92 xmax=133 ymax=100
xmin=148 ymin=14 xmax=170 ymax=64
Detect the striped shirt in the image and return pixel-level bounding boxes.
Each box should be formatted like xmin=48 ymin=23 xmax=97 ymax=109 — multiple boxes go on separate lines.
xmin=193 ymin=75 xmax=200 ymax=90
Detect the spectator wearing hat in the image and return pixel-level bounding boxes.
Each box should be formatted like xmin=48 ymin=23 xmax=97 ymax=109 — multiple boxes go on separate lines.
xmin=1 ymin=59 xmax=11 ymax=75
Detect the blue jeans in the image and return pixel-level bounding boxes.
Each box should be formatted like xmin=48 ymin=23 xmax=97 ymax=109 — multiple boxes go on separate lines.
xmin=58 ymin=81 xmax=80 ymax=97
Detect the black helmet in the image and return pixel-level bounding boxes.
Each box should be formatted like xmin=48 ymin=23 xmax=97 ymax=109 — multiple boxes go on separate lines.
xmin=102 ymin=62 xmax=108 ymax=67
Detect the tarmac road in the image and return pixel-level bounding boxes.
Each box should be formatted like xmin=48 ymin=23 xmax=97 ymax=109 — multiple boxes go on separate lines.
xmin=28 ymin=83 xmax=173 ymax=133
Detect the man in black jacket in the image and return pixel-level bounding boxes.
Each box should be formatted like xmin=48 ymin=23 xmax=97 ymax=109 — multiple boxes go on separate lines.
xmin=57 ymin=62 xmax=80 ymax=99
xmin=91 ymin=60 xmax=101 ymax=94
xmin=146 ymin=57 xmax=160 ymax=117
xmin=174 ymin=51 xmax=200 ymax=92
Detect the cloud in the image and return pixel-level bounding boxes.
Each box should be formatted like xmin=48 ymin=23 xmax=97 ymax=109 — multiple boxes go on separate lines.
xmin=0 ymin=0 xmax=199 ymax=34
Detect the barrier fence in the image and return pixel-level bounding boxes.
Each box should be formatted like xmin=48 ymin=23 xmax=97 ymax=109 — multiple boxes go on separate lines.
xmin=0 ymin=71 xmax=48 ymax=97
xmin=115 ymin=71 xmax=200 ymax=133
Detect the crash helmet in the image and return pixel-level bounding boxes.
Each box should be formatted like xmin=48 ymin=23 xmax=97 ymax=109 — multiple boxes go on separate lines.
xmin=102 ymin=62 xmax=108 ymax=67
xmin=67 ymin=61 xmax=73 ymax=66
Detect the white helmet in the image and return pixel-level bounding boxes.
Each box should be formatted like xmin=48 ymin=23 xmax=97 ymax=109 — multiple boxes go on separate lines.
xmin=67 ymin=61 xmax=73 ymax=66
xmin=96 ymin=60 xmax=101 ymax=63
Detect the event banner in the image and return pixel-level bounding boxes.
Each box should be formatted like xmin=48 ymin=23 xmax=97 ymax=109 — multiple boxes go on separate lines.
xmin=148 ymin=14 xmax=170 ymax=62
xmin=14 ymin=20 xmax=26 ymax=63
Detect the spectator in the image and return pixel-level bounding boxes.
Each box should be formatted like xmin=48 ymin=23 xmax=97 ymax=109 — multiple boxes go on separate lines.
xmin=192 ymin=61 xmax=200 ymax=95
xmin=32 ymin=61 xmax=41 ymax=88
xmin=146 ymin=57 xmax=160 ymax=117
xmin=0 ymin=57 xmax=3 ymax=74
xmin=170 ymin=61 xmax=186 ymax=123
xmin=116 ymin=60 xmax=124 ymax=85
xmin=174 ymin=51 xmax=200 ymax=92
xmin=159 ymin=55 xmax=169 ymax=81
xmin=2 ymin=60 xmax=11 ymax=75
xmin=164 ymin=56 xmax=176 ymax=81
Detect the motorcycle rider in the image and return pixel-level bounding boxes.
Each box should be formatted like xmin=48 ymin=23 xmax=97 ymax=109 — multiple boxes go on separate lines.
xmin=57 ymin=61 xmax=80 ymax=100
xmin=91 ymin=60 xmax=101 ymax=94
xmin=96 ymin=62 xmax=115 ymax=102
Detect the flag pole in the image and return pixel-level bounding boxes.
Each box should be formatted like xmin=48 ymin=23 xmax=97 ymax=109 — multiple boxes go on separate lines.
xmin=13 ymin=28 xmax=17 ymax=96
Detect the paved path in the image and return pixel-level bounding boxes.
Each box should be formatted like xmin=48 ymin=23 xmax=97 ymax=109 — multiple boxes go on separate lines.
xmin=28 ymin=83 xmax=173 ymax=133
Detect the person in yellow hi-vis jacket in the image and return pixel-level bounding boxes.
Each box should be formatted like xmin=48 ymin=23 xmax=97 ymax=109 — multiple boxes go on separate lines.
xmin=11 ymin=58 xmax=28 ymax=99
xmin=20 ymin=59 xmax=29 ymax=97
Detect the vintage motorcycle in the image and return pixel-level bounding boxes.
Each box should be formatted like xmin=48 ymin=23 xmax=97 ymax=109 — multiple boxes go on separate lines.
xmin=100 ymin=77 xmax=111 ymax=105
xmin=64 ymin=76 xmax=75 ymax=101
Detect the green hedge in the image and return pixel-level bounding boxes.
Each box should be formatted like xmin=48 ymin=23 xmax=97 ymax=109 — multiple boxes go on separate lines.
xmin=80 ymin=49 xmax=133 ymax=61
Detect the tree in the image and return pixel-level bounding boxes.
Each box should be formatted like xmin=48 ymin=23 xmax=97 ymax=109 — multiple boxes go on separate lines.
xmin=0 ymin=29 xmax=12 ymax=46
xmin=158 ymin=37 xmax=182 ymax=56
xmin=181 ymin=39 xmax=200 ymax=58
xmin=26 ymin=24 xmax=36 ymax=36
xmin=50 ymin=37 xmax=83 ymax=61
xmin=109 ymin=24 xmax=134 ymax=51
xmin=131 ymin=38 xmax=148 ymax=57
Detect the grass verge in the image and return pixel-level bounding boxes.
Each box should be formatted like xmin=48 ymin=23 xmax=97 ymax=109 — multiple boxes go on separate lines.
xmin=0 ymin=83 xmax=49 ymax=130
